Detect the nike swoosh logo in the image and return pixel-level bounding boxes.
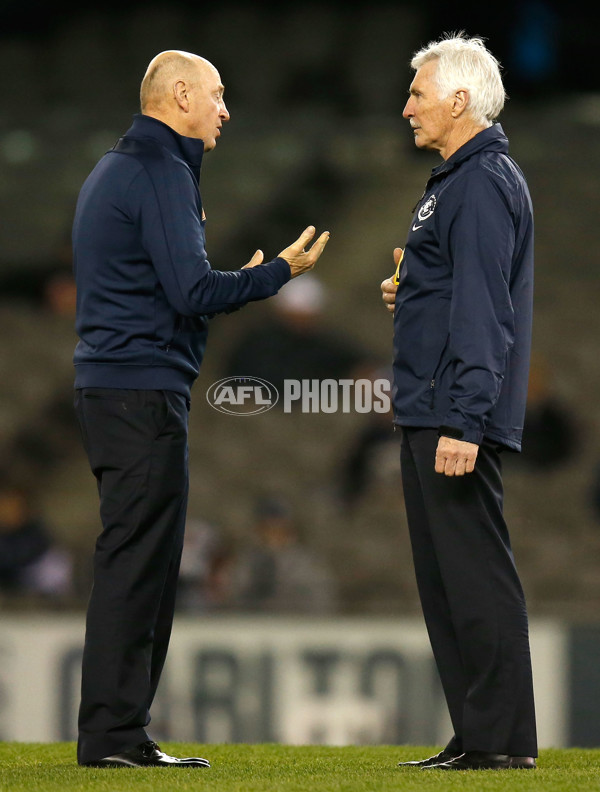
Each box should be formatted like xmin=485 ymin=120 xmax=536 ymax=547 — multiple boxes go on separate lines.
xmin=412 ymin=224 xmax=423 ymax=231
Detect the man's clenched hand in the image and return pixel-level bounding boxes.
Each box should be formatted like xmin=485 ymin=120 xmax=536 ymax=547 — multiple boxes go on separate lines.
xmin=381 ymin=247 xmax=403 ymax=313
xmin=435 ymin=436 xmax=479 ymax=476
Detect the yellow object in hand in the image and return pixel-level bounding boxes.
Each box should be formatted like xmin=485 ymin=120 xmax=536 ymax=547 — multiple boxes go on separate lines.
xmin=392 ymin=249 xmax=404 ymax=285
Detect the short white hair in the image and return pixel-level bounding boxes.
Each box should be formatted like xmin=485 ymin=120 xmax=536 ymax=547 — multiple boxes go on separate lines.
xmin=411 ymin=32 xmax=506 ymax=126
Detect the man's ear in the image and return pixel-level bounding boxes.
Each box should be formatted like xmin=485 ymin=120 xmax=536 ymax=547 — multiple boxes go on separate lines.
xmin=451 ymin=89 xmax=469 ymax=118
xmin=173 ymin=79 xmax=189 ymax=112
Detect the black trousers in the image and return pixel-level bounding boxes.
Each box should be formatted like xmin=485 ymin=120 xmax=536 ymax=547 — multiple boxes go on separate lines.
xmin=74 ymin=388 xmax=189 ymax=764
xmin=400 ymin=427 xmax=537 ymax=757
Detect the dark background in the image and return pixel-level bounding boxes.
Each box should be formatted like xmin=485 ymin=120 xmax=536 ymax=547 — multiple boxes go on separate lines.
xmin=0 ymin=1 xmax=599 ymax=618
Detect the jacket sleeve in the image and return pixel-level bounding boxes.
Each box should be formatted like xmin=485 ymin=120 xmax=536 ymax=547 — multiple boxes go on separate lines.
xmin=129 ymin=162 xmax=291 ymax=317
xmin=438 ymin=170 xmax=516 ymax=445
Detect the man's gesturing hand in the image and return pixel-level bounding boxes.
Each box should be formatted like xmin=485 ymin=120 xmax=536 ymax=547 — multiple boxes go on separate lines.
xmin=435 ymin=436 xmax=479 ymax=476
xmin=242 ymin=249 xmax=265 ymax=269
xmin=381 ymin=247 xmax=402 ymax=313
xmin=278 ymin=226 xmax=330 ymax=278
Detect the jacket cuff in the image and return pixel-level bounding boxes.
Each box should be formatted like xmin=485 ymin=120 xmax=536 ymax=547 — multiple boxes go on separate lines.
xmin=268 ymin=256 xmax=292 ymax=286
xmin=438 ymin=424 xmax=483 ymax=446
xmin=438 ymin=425 xmax=464 ymax=440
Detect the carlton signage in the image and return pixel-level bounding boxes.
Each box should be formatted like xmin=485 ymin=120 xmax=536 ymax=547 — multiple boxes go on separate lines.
xmin=0 ymin=617 xmax=566 ymax=747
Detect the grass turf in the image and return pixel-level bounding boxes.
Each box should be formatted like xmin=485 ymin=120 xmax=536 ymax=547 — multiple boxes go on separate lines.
xmin=1 ymin=743 xmax=600 ymax=791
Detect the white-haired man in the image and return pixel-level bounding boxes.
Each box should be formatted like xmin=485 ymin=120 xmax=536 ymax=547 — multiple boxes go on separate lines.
xmin=381 ymin=34 xmax=537 ymax=770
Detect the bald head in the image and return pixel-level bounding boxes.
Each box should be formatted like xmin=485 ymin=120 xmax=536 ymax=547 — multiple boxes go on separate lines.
xmin=139 ymin=50 xmax=230 ymax=148
xmin=141 ymin=50 xmax=212 ymax=113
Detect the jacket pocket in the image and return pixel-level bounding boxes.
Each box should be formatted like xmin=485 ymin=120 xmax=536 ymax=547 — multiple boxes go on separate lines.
xmin=83 ymin=390 xmax=129 ymax=400
xmin=157 ymin=316 xmax=183 ymax=354
xmin=429 ymin=336 xmax=450 ymax=410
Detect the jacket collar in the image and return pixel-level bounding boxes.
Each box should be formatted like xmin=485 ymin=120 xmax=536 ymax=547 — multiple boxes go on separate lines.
xmin=124 ymin=113 xmax=205 ymax=176
xmin=430 ymin=122 xmax=509 ymax=178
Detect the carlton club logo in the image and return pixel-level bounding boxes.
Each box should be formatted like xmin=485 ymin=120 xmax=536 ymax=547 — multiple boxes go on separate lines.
xmin=206 ymin=377 xmax=279 ymax=415
xmin=417 ymin=194 xmax=437 ymax=221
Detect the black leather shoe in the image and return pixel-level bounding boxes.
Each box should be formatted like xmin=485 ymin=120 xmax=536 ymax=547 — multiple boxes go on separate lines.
xmin=425 ymin=750 xmax=536 ymax=770
xmin=81 ymin=740 xmax=210 ymax=768
xmin=398 ymin=747 xmax=461 ymax=767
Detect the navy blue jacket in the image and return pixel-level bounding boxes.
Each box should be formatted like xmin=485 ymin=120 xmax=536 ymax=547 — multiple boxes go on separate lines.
xmin=392 ymin=124 xmax=534 ymax=450
xmin=73 ymin=114 xmax=291 ymax=398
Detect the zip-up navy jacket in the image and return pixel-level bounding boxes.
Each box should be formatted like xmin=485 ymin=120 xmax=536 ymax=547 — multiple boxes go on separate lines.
xmin=392 ymin=123 xmax=534 ymax=451
xmin=73 ymin=114 xmax=291 ymax=398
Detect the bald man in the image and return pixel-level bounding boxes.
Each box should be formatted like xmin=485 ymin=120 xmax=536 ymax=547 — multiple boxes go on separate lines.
xmin=72 ymin=50 xmax=329 ymax=768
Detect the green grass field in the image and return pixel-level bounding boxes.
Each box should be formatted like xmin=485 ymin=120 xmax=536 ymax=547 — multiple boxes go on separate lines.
xmin=2 ymin=743 xmax=600 ymax=791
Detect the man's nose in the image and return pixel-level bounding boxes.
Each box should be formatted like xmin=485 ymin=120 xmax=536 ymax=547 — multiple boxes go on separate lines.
xmin=220 ymin=102 xmax=230 ymax=122
xmin=402 ymin=100 xmax=412 ymax=119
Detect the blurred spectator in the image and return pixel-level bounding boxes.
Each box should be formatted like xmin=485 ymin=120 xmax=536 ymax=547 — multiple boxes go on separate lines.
xmin=223 ymin=274 xmax=371 ymax=402
xmin=42 ymin=267 xmax=76 ymax=318
xmin=0 ymin=473 xmax=73 ymax=599
xmin=0 ymin=230 xmax=74 ymax=314
xmin=509 ymin=0 xmax=559 ymax=92
xmin=231 ymin=494 xmax=339 ymax=614
xmin=0 ymin=226 xmax=78 ymax=487
xmin=510 ymin=354 xmax=579 ymax=471
xmin=6 ymin=389 xmax=83 ymax=484
xmin=176 ymin=517 xmax=234 ymax=613
xmin=589 ymin=463 xmax=600 ymax=524
xmin=338 ymin=367 xmax=400 ymax=508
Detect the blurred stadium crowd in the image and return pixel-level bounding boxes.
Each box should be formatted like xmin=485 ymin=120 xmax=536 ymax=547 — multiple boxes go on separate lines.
xmin=1 ymin=1 xmax=600 ymax=618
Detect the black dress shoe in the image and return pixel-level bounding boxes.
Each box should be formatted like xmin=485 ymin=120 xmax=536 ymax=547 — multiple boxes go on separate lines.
xmin=81 ymin=740 xmax=210 ymax=768
xmin=398 ymin=747 xmax=461 ymax=767
xmin=425 ymin=750 xmax=536 ymax=770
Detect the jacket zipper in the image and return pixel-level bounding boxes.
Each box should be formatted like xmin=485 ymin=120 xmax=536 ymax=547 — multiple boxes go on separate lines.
xmin=162 ymin=316 xmax=184 ymax=353
xmin=429 ymin=335 xmax=450 ymax=410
